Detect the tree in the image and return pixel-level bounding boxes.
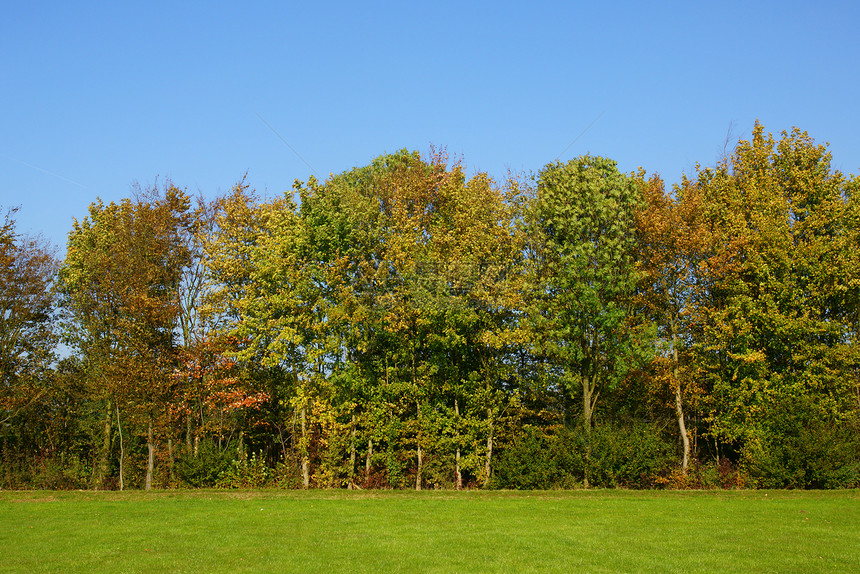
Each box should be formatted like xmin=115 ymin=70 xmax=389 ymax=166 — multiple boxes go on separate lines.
xmin=690 ymin=123 xmax=860 ymax=479
xmin=418 ymin=167 xmax=527 ymax=488
xmin=286 ymin=149 xmax=528 ymax=489
xmin=202 ymin=183 xmax=321 ymax=487
xmin=526 ymin=156 xmax=652 ymax=455
xmin=296 ymin=167 xmax=388 ymax=488
xmin=633 ymin=173 xmax=707 ymax=470
xmin=60 ymin=184 xmax=192 ymax=489
xmin=0 ymin=207 xmax=59 ymax=431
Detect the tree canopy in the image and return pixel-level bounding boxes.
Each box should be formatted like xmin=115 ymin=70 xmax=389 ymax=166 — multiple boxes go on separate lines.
xmin=2 ymin=123 xmax=859 ymax=490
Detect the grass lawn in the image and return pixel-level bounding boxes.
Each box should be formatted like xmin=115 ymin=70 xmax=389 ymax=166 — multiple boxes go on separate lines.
xmin=1 ymin=489 xmax=858 ymax=573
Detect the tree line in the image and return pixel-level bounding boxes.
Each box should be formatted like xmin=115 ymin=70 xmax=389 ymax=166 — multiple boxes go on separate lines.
xmin=2 ymin=123 xmax=859 ymax=490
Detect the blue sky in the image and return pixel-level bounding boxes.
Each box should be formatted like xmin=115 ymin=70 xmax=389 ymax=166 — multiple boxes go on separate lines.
xmin=2 ymin=1 xmax=858 ymax=251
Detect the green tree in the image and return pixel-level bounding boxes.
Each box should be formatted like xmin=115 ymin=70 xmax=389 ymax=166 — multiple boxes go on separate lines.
xmin=296 ymin=168 xmax=387 ymax=488
xmin=526 ymin=156 xmax=653 ymax=483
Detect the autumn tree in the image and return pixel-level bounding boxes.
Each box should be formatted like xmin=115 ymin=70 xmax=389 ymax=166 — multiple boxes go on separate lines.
xmin=0 ymin=207 xmax=59 ymax=440
xmin=286 ymin=150 xmax=529 ymax=489
xmin=202 ymin=184 xmax=321 ymax=486
xmin=60 ymin=184 xmax=192 ymax=489
xmin=419 ymin=167 xmax=527 ymax=488
xmin=633 ymin=174 xmax=707 ymax=470
xmin=690 ymin=123 xmax=860 ymax=484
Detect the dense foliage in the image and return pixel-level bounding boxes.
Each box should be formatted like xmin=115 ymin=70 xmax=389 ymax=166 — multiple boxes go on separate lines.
xmin=2 ymin=124 xmax=858 ymax=490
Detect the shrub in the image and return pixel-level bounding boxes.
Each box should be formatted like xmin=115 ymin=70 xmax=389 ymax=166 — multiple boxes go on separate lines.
xmin=492 ymin=422 xmax=676 ymax=489
xmin=743 ymin=397 xmax=860 ymax=489
xmin=216 ymin=451 xmax=271 ymax=488
xmin=585 ymin=422 xmax=676 ymax=488
xmin=270 ymin=457 xmax=303 ymax=489
xmin=31 ymin=454 xmax=90 ymax=489
xmin=175 ymin=439 xmax=233 ymax=487
xmin=0 ymin=449 xmax=90 ymax=490
xmin=491 ymin=425 xmax=577 ymax=489
xmin=657 ymin=457 xmax=747 ymax=489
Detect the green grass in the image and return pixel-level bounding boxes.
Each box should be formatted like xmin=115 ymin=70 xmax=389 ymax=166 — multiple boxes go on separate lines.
xmin=1 ymin=489 xmax=858 ymax=573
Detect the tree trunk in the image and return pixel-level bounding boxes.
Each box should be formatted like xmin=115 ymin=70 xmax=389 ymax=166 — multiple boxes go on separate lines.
xmin=92 ymin=401 xmax=112 ymax=490
xmin=416 ymin=443 xmax=423 ymax=491
xmin=416 ymin=400 xmax=422 ymax=491
xmin=365 ymin=438 xmax=373 ymax=485
xmin=484 ymin=407 xmax=493 ymax=488
xmin=582 ymin=375 xmax=595 ymax=432
xmin=145 ymin=422 xmax=154 ymax=491
xmin=116 ymin=404 xmax=124 ymax=491
xmin=675 ymin=381 xmax=690 ymax=471
xmin=455 ymin=398 xmax=462 ymax=490
xmin=413 ymin=350 xmax=422 ymax=491
xmin=348 ymin=414 xmax=356 ymax=489
xmin=300 ymin=406 xmax=310 ymax=489
xmin=168 ymin=438 xmax=175 ymax=485
xmin=581 ymin=375 xmax=598 ymax=489
xmin=671 ymin=321 xmax=690 ymax=471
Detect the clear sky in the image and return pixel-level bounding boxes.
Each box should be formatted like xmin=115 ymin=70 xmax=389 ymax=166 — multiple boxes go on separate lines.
xmin=2 ymin=1 xmax=858 ymax=252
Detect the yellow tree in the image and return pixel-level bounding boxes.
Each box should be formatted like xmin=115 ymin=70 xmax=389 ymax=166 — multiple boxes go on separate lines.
xmin=421 ymin=166 xmax=527 ymax=487
xmin=178 ymin=186 xmax=276 ymax=464
xmin=690 ymin=123 xmax=860 ymax=484
xmin=203 ymin=184 xmax=324 ymax=487
xmin=633 ymin=173 xmax=708 ymax=471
